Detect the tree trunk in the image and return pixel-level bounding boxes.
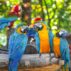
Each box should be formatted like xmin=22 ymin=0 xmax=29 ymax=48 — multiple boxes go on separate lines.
xmin=21 ymin=0 xmax=31 ymax=25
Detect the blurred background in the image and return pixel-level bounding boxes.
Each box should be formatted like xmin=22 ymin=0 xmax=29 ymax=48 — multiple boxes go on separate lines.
xmin=0 ymin=0 xmax=71 ymax=53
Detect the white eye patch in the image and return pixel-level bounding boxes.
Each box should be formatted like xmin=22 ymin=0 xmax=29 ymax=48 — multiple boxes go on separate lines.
xmin=35 ymin=23 xmax=42 ymax=28
xmin=21 ymin=26 xmax=28 ymax=32
xmin=59 ymin=31 xmax=63 ymax=36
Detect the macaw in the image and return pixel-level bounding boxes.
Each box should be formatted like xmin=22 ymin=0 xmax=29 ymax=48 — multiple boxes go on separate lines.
xmin=32 ymin=17 xmax=54 ymax=53
xmin=53 ymin=31 xmax=70 ymax=71
xmin=8 ymin=26 xmax=28 ymax=71
xmin=0 ymin=17 xmax=17 ymax=30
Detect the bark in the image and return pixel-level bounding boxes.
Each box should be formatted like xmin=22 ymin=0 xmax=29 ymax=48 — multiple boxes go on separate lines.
xmin=21 ymin=0 xmax=31 ymax=25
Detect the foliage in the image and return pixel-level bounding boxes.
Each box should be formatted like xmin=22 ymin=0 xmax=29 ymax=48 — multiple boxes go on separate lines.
xmin=0 ymin=0 xmax=71 ymax=47
xmin=31 ymin=0 xmax=71 ymax=33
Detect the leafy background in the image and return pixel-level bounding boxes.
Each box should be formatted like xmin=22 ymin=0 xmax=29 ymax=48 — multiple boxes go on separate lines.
xmin=0 ymin=0 xmax=71 ymax=48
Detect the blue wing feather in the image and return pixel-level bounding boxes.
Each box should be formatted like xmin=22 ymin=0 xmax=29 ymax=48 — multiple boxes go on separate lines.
xmin=8 ymin=31 xmax=28 ymax=71
xmin=60 ymin=38 xmax=70 ymax=68
xmin=49 ymin=31 xmax=54 ymax=52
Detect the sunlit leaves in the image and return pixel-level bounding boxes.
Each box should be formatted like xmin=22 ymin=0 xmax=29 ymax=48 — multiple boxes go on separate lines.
xmin=44 ymin=0 xmax=52 ymax=6
xmin=56 ymin=0 xmax=64 ymax=9
xmin=31 ymin=0 xmax=64 ymax=31
xmin=0 ymin=1 xmax=7 ymax=14
xmin=48 ymin=8 xmax=53 ymax=13
xmin=31 ymin=5 xmax=36 ymax=10
xmin=0 ymin=34 xmax=7 ymax=47
xmin=0 ymin=29 xmax=7 ymax=47
xmin=52 ymin=4 xmax=56 ymax=9
xmin=0 ymin=0 xmax=71 ymax=32
xmin=49 ymin=11 xmax=54 ymax=19
xmin=45 ymin=15 xmax=48 ymax=20
xmin=6 ymin=1 xmax=10 ymax=6
xmin=9 ymin=0 xmax=19 ymax=5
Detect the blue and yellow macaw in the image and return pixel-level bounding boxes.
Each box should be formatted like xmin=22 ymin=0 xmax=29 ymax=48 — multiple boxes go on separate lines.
xmin=53 ymin=35 xmax=70 ymax=71
xmin=8 ymin=26 xmax=28 ymax=71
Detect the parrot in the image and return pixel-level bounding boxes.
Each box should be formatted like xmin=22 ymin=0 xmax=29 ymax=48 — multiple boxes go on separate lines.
xmin=32 ymin=17 xmax=54 ymax=53
xmin=8 ymin=25 xmax=28 ymax=71
xmin=26 ymin=27 xmax=40 ymax=53
xmin=53 ymin=31 xmax=70 ymax=71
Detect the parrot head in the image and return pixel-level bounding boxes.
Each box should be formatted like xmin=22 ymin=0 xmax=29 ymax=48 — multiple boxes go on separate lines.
xmin=32 ymin=17 xmax=43 ymax=31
